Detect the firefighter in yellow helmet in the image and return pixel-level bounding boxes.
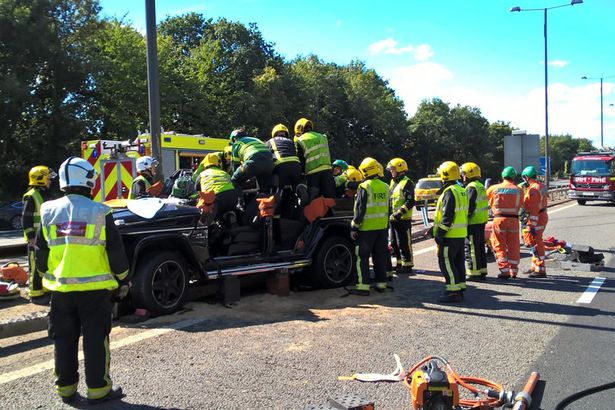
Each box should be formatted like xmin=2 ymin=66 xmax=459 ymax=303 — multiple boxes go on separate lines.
xmin=386 ymin=158 xmax=416 ymax=277
xmin=294 ymin=118 xmax=335 ymax=200
xmin=432 ymin=161 xmax=469 ymax=303
xmin=265 ymin=124 xmax=308 ymax=213
xmin=460 ymin=162 xmax=489 ymax=280
xmin=348 ymin=157 xmax=391 ymax=296
xmin=199 ymin=152 xmax=238 ymax=220
xmin=23 ymin=165 xmax=57 ymax=303
xmin=36 ymin=157 xmax=129 ymax=404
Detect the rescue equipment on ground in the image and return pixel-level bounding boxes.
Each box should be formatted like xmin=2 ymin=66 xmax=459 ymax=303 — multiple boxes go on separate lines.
xmin=0 ymin=281 xmax=20 ymax=300
xmin=0 ymin=262 xmax=29 ymax=285
xmin=339 ymin=355 xmax=540 ymax=410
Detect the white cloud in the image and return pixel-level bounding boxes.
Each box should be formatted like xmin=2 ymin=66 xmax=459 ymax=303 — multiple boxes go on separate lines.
xmin=369 ymin=38 xmax=435 ymax=61
xmin=547 ymin=60 xmax=569 ymax=68
xmin=173 ymin=5 xmax=207 ymax=15
xmin=383 ymin=62 xmax=615 ymax=148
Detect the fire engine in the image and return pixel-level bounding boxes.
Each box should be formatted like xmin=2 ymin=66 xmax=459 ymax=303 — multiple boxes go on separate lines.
xmin=81 ymin=132 xmax=229 ymax=202
xmin=568 ymin=150 xmax=615 ymax=205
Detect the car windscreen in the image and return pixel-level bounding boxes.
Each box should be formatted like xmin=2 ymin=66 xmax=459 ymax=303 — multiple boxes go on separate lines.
xmin=571 ymin=159 xmax=612 ymax=176
xmin=416 ymin=180 xmax=442 ymax=189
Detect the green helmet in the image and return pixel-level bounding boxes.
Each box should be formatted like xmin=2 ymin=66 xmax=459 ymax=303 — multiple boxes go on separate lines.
xmin=521 ymin=165 xmax=538 ymax=179
xmin=501 ymin=166 xmax=517 ymax=180
xmin=332 ymin=159 xmax=349 ymax=172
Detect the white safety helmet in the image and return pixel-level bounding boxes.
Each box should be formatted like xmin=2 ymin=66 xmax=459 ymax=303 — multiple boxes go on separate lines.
xmin=59 ymin=157 xmax=97 ymax=192
xmin=136 ymin=156 xmax=158 ymax=173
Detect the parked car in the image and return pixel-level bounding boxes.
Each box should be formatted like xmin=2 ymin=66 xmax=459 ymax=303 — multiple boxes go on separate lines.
xmin=0 ymin=201 xmax=23 ymax=230
xmin=414 ymin=176 xmax=443 ymax=209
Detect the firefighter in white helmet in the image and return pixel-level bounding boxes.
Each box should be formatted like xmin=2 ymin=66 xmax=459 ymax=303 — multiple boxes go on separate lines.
xmin=35 ymin=157 xmax=129 ymax=404
xmin=129 ymin=156 xmax=158 ymax=199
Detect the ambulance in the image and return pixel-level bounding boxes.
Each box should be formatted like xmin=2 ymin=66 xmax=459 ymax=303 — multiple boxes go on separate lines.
xmin=81 ymin=132 xmax=229 ymax=202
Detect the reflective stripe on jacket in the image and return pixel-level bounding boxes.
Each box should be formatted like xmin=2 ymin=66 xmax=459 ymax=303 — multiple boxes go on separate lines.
xmin=487 ymin=180 xmax=522 ymax=216
xmin=266 ymin=137 xmax=300 ymax=166
xmin=354 ymin=179 xmax=390 ymax=231
xmin=523 ymin=180 xmax=548 ymax=225
xmin=295 ymin=131 xmax=332 ymax=175
xmin=233 ymin=137 xmax=269 ymax=164
xmin=390 ymin=176 xmax=413 ymax=220
xmin=467 ymin=180 xmax=489 ymax=225
xmin=200 ymin=167 xmax=234 ymax=195
xmin=40 ymin=195 xmax=119 ymax=292
xmin=434 ymin=184 xmax=469 ymax=238
xmin=22 ymin=188 xmax=44 ymax=240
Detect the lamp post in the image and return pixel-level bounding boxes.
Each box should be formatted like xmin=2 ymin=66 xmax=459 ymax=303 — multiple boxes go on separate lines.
xmin=581 ymin=75 xmax=615 ymax=149
xmin=510 ymin=0 xmax=583 ymax=189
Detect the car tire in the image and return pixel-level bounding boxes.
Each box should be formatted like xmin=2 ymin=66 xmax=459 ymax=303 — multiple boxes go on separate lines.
xmin=577 ymin=199 xmax=586 ymax=206
xmin=311 ymin=236 xmax=355 ymax=288
xmin=131 ymin=251 xmax=188 ymax=315
xmin=10 ymin=215 xmax=22 ymax=230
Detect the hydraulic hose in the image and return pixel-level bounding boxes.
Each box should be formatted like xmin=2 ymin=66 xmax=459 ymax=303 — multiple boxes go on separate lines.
xmin=554 ymin=381 xmax=615 ymax=410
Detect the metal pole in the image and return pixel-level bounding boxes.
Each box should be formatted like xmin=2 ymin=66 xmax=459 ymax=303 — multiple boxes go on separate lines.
xmin=543 ymin=8 xmax=550 ymax=189
xmin=145 ymin=0 xmax=163 ymax=179
xmin=600 ymin=77 xmax=604 ymax=148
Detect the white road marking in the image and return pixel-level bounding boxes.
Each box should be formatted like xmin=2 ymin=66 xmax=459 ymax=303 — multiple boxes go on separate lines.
xmin=576 ymin=277 xmax=606 ymax=304
xmin=415 ymin=245 xmax=437 ymax=256
xmin=0 ymin=317 xmax=206 ymax=385
xmin=548 ymin=202 xmax=577 ymax=214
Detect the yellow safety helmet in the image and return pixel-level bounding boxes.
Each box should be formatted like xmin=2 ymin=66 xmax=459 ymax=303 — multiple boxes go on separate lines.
xmin=223 ymin=146 xmax=232 ymax=162
xmin=460 ymin=162 xmax=481 ymax=179
xmin=271 ymin=124 xmax=290 ymax=139
xmin=28 ymin=166 xmax=57 ymax=187
xmin=294 ymin=118 xmax=313 ymax=136
xmin=202 ymin=152 xmax=222 ymax=170
xmin=359 ymin=157 xmax=383 ymax=179
xmin=386 ymin=158 xmax=408 ymax=173
xmin=346 ymin=166 xmax=364 ymax=182
xmin=437 ymin=161 xmax=461 ymax=182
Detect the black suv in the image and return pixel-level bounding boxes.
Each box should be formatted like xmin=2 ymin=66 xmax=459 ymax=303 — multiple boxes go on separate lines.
xmin=113 ymin=197 xmax=356 ymax=315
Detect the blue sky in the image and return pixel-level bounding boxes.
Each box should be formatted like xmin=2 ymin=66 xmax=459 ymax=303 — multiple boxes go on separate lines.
xmin=100 ymin=0 xmax=615 ymax=147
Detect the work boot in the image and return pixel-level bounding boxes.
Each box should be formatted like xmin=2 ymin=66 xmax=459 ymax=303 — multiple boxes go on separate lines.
xmin=30 ymin=293 xmax=51 ymax=306
xmin=399 ymin=266 xmax=415 ymax=276
xmin=497 ymin=273 xmax=511 ymax=279
xmin=60 ymin=393 xmax=79 ymax=404
xmin=437 ymin=292 xmax=462 ymax=303
xmin=343 ymin=287 xmax=370 ymax=297
xmin=87 ymin=386 xmax=124 ymax=405
xmin=522 ymin=269 xmax=535 ymax=275
xmin=466 ymin=275 xmax=482 ymax=282
xmin=529 ymin=272 xmax=547 ymax=278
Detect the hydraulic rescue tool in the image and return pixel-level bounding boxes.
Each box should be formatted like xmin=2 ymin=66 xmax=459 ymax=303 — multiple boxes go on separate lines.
xmin=339 ymin=355 xmax=541 ymax=410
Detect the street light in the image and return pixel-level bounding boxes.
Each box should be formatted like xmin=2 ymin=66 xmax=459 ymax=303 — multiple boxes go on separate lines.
xmin=581 ymin=75 xmax=615 ymax=149
xmin=510 ymin=0 xmax=583 ymax=189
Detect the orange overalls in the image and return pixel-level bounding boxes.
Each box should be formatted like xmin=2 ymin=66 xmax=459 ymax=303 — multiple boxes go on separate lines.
xmin=487 ymin=181 xmax=522 ymax=278
xmin=522 ymin=179 xmax=548 ymax=276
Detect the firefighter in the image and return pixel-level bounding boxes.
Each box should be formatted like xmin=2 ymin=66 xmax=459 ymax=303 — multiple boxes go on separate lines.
xmin=487 ymin=166 xmax=523 ymax=279
xmin=129 ymin=156 xmax=158 ymax=199
xmin=265 ymin=124 xmax=308 ymax=205
xmin=23 ymin=166 xmax=57 ymax=303
xmin=294 ymin=118 xmax=335 ymax=200
xmin=229 ymin=128 xmax=275 ymax=196
xmin=333 ymin=159 xmax=349 ymax=196
xmin=460 ymin=162 xmax=489 ymax=280
xmin=200 ymin=152 xmax=239 ymax=220
xmin=348 ymin=157 xmax=390 ymax=296
xmin=386 ymin=158 xmax=416 ymax=276
xmin=432 ymin=161 xmax=469 ymax=303
xmin=521 ymin=165 xmax=548 ymax=277
xmin=36 ymin=157 xmax=129 ymax=404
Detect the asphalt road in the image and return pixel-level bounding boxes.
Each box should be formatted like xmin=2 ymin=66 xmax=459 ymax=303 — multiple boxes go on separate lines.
xmin=1 ymin=201 xmax=614 ymax=409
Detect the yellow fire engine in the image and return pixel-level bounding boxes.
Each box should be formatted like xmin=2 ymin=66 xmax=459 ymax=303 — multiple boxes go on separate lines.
xmin=81 ymin=132 xmax=229 ymax=202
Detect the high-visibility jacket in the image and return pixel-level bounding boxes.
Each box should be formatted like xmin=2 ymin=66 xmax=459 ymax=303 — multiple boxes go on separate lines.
xmin=266 ymin=136 xmax=300 ymax=166
xmin=295 ymin=131 xmax=332 ymax=175
xmin=523 ymin=179 xmax=548 ymax=227
xmin=128 ymin=175 xmax=152 ymax=199
xmin=466 ymin=180 xmax=489 ymax=225
xmin=335 ymin=173 xmax=348 ymax=188
xmin=487 ymin=180 xmax=522 ymax=217
xmin=232 ymin=136 xmax=269 ymax=165
xmin=200 ymin=167 xmax=234 ymax=195
xmin=353 ymin=179 xmax=389 ymax=231
xmin=40 ymin=195 xmax=119 ymax=292
xmin=390 ymin=176 xmax=413 ymax=221
xmin=434 ymin=184 xmax=468 ymax=238
xmin=22 ymin=188 xmax=44 ymax=240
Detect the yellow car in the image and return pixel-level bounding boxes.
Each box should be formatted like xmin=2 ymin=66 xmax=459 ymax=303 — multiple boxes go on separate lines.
xmin=414 ymin=176 xmax=443 ymax=209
